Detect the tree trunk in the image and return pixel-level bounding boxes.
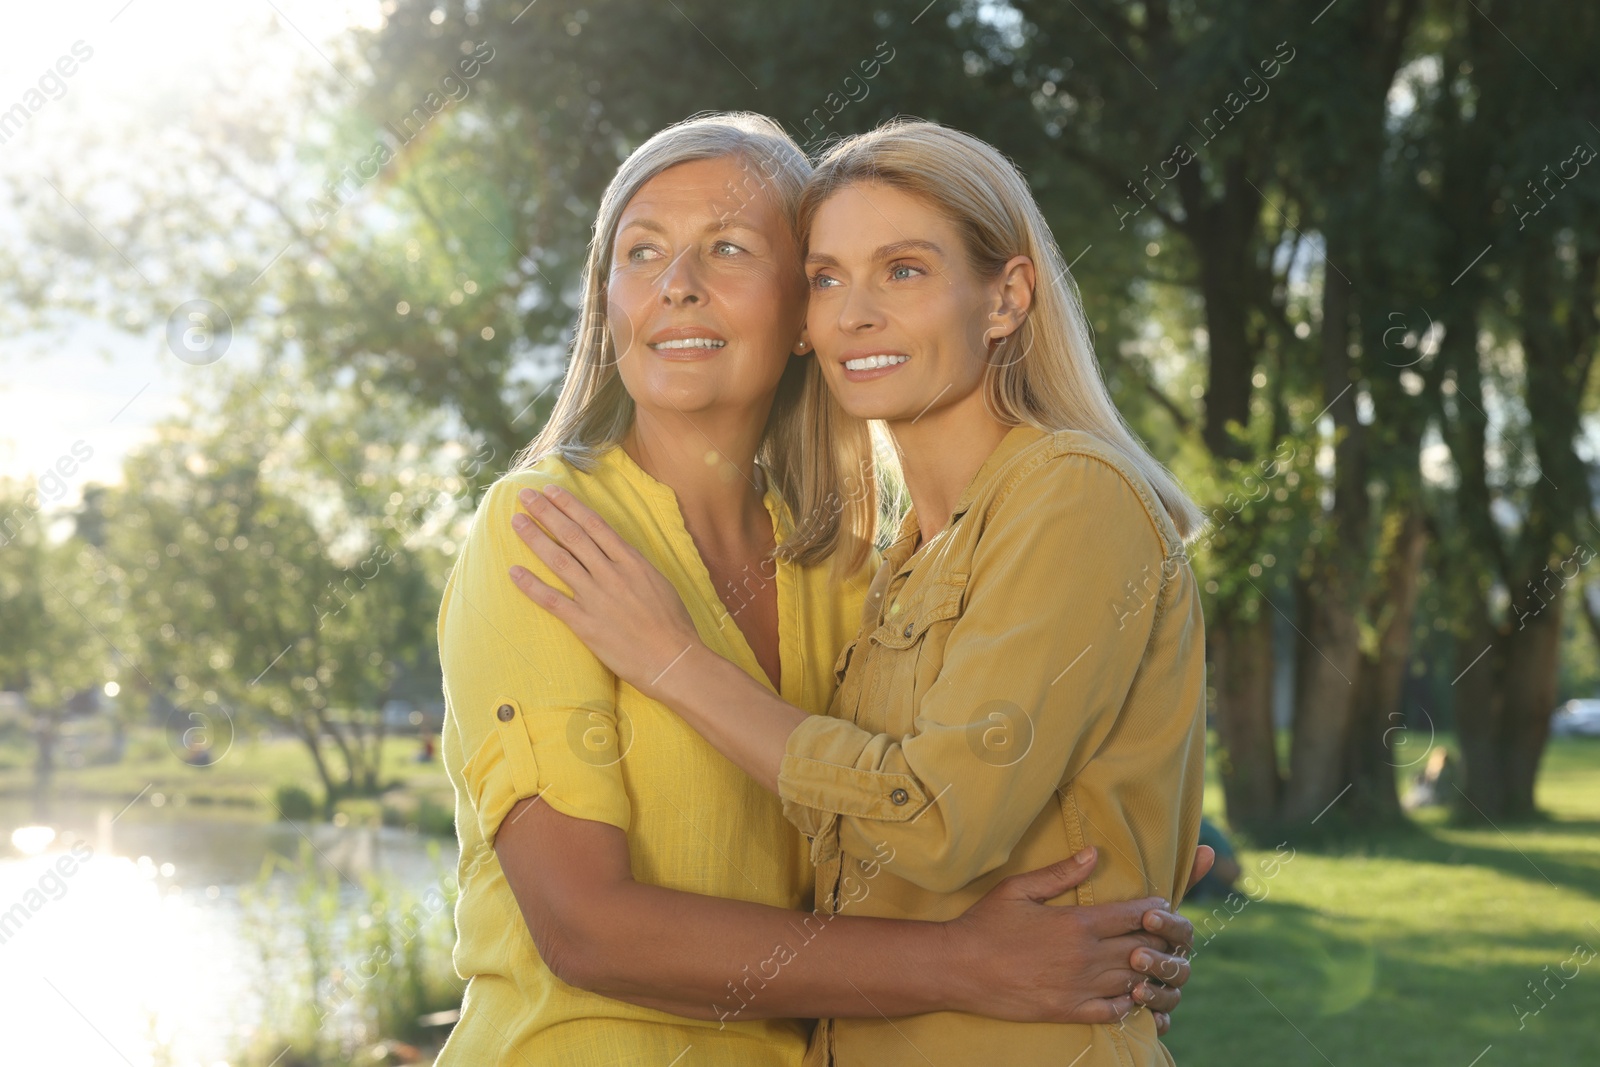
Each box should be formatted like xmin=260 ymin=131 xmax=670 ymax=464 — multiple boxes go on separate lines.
xmin=292 ymin=716 xmax=340 ymax=819
xmin=1209 ymin=610 xmax=1280 ymax=831
xmin=1283 ymin=562 xmax=1364 ymax=823
xmin=1453 ymin=610 xmax=1507 ymax=821
xmin=1180 ymin=159 xmax=1261 ymax=461
xmin=1498 ymin=595 xmax=1563 ymax=819
xmin=1282 ymin=244 xmax=1367 ymax=826
xmin=1346 ymin=504 xmax=1429 ymax=823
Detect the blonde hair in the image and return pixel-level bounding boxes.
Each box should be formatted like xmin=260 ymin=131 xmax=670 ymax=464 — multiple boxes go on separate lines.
xmin=513 ymin=112 xmax=877 ymax=573
xmin=796 ymin=119 xmax=1204 ymax=541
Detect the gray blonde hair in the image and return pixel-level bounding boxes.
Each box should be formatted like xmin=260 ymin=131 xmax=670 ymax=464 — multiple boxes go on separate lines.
xmin=514 ymin=112 xmax=878 ymax=574
xmin=796 ymin=119 xmax=1204 ymax=540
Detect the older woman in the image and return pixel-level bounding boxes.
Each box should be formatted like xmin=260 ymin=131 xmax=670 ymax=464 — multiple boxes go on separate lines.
xmin=438 ymin=113 xmax=1200 ymax=1067
xmin=506 ymin=119 xmax=1209 ymax=1066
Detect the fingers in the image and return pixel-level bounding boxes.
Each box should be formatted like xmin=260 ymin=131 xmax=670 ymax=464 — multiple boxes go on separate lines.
xmin=508 ymin=564 xmax=578 ymax=622
xmin=510 ymin=511 xmax=594 ymax=593
xmin=1084 ymin=896 xmax=1169 ymax=937
xmin=1078 ymin=993 xmax=1140 ymax=1026
xmin=1075 ymin=987 xmax=1177 ymax=1028
xmin=1144 ymin=907 xmax=1195 ymax=957
xmin=1134 ymin=978 xmax=1181 ymax=1014
xmin=537 ymin=484 xmax=640 ymax=564
xmin=516 ymin=488 xmax=611 ymax=577
xmin=1131 ymin=944 xmax=1191 ymax=988
xmin=998 ymin=847 xmax=1097 ymax=901
xmin=1184 ymin=844 xmax=1216 ymax=898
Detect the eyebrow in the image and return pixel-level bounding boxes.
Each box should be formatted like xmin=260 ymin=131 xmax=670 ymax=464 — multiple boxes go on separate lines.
xmin=616 ymin=217 xmax=769 ymax=240
xmin=805 ymin=238 xmax=945 ymax=268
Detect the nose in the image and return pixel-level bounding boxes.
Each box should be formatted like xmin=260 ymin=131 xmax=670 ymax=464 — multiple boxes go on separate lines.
xmin=659 ymin=247 xmax=706 ymax=307
xmin=835 ymin=282 xmax=884 ymax=335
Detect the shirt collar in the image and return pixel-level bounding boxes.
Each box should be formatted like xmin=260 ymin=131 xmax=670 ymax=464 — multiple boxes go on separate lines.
xmin=949 ymin=423 xmax=1049 ymax=522
xmin=602 ymin=443 xmax=788 ymax=546
xmin=880 ymin=423 xmax=1049 ymax=578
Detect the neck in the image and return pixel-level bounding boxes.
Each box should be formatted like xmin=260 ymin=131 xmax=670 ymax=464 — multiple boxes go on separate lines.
xmin=623 ymin=405 xmax=772 ymax=549
xmin=886 ymin=387 xmax=1012 ymax=546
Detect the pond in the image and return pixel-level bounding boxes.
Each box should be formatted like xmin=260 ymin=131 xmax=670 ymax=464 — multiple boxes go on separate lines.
xmin=0 ymin=803 xmax=459 ymax=1066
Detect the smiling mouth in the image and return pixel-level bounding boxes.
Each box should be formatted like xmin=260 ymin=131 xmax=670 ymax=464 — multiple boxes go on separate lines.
xmin=843 ymin=354 xmax=909 ymax=371
xmin=649 ymin=337 xmax=726 ymax=351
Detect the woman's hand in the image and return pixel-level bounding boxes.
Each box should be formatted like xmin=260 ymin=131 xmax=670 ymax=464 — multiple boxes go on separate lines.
xmin=943 ymin=847 xmax=1194 ymax=1027
xmin=507 ymin=484 xmax=702 ymax=696
xmin=1142 ymin=842 xmax=1215 ymax=1034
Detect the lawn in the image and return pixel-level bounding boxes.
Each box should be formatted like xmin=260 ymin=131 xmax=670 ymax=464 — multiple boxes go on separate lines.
xmin=0 ymin=725 xmax=455 ymax=830
xmin=1165 ymin=737 xmax=1600 ymax=1066
xmin=6 ymin=723 xmax=1595 ymax=1065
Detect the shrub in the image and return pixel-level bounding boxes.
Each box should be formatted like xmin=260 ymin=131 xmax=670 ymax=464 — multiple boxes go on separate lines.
xmin=274 ymin=783 xmax=317 ymax=821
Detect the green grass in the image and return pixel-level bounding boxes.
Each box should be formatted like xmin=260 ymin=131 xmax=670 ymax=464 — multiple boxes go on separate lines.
xmin=0 ymin=726 xmax=454 ymax=830
xmin=1166 ymin=737 xmax=1600 ymax=1066
xmin=9 ymin=726 xmax=1598 ymax=1064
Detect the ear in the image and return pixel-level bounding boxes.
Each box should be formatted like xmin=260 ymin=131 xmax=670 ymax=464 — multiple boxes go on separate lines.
xmin=987 ymin=255 xmax=1036 ymax=344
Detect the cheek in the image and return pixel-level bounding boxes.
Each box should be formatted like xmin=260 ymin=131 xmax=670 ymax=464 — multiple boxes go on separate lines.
xmin=604 ymin=306 xmax=640 ymax=362
xmin=721 ymin=267 xmax=802 ymax=340
xmin=604 ymin=276 xmax=649 ymax=355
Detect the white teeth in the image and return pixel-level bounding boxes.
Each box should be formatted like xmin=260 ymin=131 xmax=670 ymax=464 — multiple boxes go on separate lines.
xmin=844 ymin=354 xmax=909 ymax=371
xmin=650 ymin=338 xmax=725 ymax=350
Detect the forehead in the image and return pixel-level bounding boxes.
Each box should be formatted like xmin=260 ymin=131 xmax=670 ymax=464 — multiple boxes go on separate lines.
xmin=618 ymin=155 xmax=792 ymax=236
xmin=808 ymin=181 xmax=956 ymax=255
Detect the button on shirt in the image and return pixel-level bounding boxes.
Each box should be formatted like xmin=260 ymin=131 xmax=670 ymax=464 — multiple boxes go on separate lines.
xmin=778 ymin=426 xmax=1208 ymax=1067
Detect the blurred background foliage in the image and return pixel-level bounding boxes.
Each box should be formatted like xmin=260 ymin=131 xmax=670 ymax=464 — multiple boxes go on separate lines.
xmin=5 ymin=0 xmax=1596 ymax=831
xmin=2 ymin=1 xmax=1599 ymax=1062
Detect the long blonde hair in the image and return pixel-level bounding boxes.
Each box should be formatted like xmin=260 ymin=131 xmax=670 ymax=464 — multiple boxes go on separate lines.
xmin=513 ymin=112 xmax=877 ymax=573
xmin=796 ymin=119 xmax=1203 ymax=540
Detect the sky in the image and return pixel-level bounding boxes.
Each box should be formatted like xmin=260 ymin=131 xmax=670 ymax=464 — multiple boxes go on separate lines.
xmin=0 ymin=0 xmax=382 ymax=500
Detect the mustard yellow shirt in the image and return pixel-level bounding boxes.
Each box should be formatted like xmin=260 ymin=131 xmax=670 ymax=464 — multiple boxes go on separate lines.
xmin=779 ymin=426 xmax=1207 ymax=1067
xmin=436 ymin=445 xmax=872 ymax=1067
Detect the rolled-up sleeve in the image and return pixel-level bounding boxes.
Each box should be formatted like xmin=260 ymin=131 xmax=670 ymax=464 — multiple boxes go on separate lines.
xmin=441 ymin=477 xmax=629 ymax=846
xmin=777 ymin=454 xmax=1171 ymax=893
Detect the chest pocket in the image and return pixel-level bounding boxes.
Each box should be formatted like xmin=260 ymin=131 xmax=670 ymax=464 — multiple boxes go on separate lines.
xmin=863 ymin=580 xmax=966 ymax=737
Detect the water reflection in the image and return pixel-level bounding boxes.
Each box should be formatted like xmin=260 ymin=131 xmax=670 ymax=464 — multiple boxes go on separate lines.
xmin=0 ymin=806 xmax=452 ymax=1066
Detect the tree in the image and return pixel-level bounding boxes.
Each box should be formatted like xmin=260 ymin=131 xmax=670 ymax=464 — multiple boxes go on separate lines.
xmin=97 ymin=370 xmax=460 ymax=810
xmin=0 ymin=479 xmax=113 ymax=815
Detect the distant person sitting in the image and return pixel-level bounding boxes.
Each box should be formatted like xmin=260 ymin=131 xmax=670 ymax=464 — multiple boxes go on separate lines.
xmin=1403 ymin=746 xmax=1456 ymax=810
xmin=417 ymin=734 xmax=435 ymax=762
xmin=1186 ymin=817 xmax=1242 ymax=901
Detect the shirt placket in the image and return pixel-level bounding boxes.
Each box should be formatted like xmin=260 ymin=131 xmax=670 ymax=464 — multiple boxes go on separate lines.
xmin=822 ymin=559 xmax=925 ymax=914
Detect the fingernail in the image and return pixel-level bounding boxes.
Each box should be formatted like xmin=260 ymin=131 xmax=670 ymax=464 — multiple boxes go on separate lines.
xmin=1073 ymin=847 xmax=1093 ymax=863
xmin=519 ymin=488 xmax=537 ymax=506
xmin=542 ymin=484 xmax=562 ymax=497
xmin=509 ymin=565 xmax=527 ymax=579
xmin=1134 ymin=950 xmax=1151 ymax=968
xmin=511 ymin=513 xmax=530 ymax=529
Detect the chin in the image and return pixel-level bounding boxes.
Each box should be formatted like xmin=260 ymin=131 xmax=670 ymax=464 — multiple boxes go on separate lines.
xmin=826 ymin=382 xmax=919 ymax=424
xmin=644 ymin=382 xmax=724 ymax=413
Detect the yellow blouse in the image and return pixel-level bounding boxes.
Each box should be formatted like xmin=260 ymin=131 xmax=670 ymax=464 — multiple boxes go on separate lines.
xmin=436 ymin=445 xmax=873 ymax=1067
xmin=778 ymin=425 xmax=1207 ymax=1067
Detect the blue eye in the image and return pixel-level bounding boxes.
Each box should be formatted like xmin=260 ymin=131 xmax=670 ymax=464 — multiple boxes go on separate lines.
xmin=809 ymin=273 xmax=840 ymax=290
xmin=890 ymin=264 xmax=922 ymax=281
xmin=713 ymin=241 xmax=744 ymax=256
xmin=628 ymin=244 xmax=661 ymax=262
